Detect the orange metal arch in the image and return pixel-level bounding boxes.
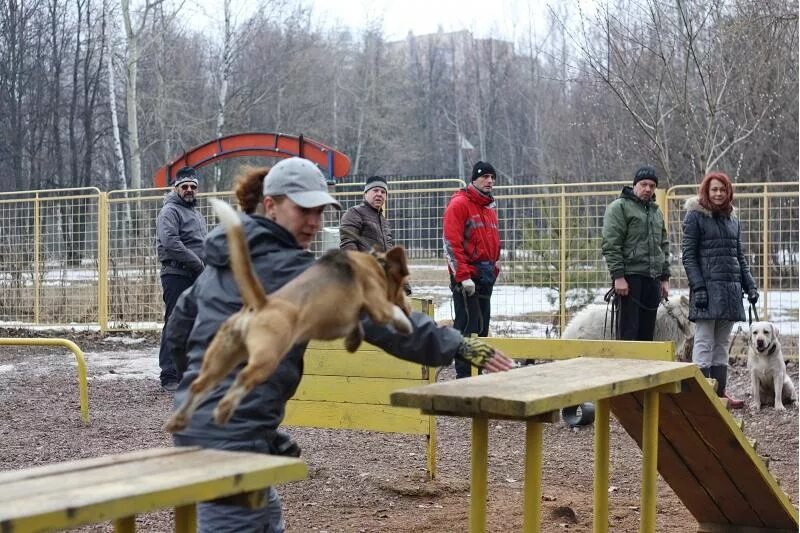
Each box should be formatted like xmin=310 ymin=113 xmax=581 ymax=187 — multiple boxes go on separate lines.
xmin=153 ymin=132 xmax=351 ymax=188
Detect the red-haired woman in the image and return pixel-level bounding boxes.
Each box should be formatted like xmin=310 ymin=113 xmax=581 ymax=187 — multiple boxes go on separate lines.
xmin=682 ymin=171 xmax=758 ymax=408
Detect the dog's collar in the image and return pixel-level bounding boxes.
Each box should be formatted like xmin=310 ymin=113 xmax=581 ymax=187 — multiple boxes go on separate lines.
xmin=768 ymin=343 xmax=777 ymax=356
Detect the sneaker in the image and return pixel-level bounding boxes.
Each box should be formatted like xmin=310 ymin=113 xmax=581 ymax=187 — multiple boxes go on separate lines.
xmin=724 ymin=393 xmax=744 ymax=409
xmin=161 ymin=381 xmax=179 ymax=392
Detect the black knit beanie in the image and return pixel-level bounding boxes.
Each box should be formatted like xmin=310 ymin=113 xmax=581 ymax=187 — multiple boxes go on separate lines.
xmin=471 ymin=161 xmax=496 ymax=181
xmin=633 ymin=165 xmax=659 ymax=186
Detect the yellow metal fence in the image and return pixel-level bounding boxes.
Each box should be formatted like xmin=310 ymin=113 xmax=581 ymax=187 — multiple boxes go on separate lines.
xmin=0 ymin=181 xmax=796 ymax=335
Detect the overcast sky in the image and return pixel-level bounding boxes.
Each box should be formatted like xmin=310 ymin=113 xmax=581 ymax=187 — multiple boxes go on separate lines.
xmin=185 ymin=0 xmax=558 ymax=41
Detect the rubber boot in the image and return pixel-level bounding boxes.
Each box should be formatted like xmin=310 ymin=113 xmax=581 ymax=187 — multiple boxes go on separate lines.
xmin=711 ymin=365 xmax=744 ymax=409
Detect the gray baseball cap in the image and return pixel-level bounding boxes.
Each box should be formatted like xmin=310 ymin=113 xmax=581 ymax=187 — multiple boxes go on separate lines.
xmin=263 ymin=157 xmax=341 ymax=209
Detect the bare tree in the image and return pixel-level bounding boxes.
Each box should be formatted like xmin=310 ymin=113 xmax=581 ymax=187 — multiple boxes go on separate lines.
xmin=120 ymin=0 xmax=164 ymax=190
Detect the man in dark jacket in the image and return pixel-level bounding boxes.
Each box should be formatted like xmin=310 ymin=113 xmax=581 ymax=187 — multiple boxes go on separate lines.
xmin=601 ymin=165 xmax=670 ymax=341
xmin=165 ymin=157 xmax=513 ymax=532
xmin=155 ymin=166 xmax=207 ymax=391
xmin=339 ymin=175 xmax=394 ymax=252
xmin=443 ymin=161 xmax=501 ymax=378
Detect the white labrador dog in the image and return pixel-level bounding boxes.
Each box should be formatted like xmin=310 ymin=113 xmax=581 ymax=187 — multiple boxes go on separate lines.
xmin=748 ymin=321 xmax=797 ymax=411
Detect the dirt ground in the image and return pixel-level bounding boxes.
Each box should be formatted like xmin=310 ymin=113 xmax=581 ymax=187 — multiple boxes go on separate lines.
xmin=0 ymin=327 xmax=797 ymax=532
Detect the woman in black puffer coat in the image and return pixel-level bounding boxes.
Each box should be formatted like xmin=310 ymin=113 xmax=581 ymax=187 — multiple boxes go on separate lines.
xmin=682 ymin=171 xmax=758 ymax=409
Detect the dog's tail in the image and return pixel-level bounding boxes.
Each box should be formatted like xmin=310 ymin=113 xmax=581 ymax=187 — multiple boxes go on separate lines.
xmin=210 ymin=198 xmax=267 ymax=309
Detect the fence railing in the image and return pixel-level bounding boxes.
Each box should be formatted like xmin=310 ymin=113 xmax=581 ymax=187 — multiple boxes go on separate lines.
xmin=0 ymin=181 xmax=796 ymax=337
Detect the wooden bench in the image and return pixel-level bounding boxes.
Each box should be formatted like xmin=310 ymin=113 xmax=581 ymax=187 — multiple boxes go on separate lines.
xmin=0 ymin=446 xmax=307 ymax=533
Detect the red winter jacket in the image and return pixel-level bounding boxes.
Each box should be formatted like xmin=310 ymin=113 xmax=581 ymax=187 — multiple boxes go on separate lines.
xmin=443 ymin=184 xmax=501 ymax=283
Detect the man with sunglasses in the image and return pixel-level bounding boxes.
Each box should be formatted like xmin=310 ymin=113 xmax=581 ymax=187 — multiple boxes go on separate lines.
xmin=156 ymin=166 xmax=207 ymax=391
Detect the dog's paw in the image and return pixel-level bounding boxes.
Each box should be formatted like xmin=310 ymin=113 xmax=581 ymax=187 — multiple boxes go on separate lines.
xmin=392 ymin=305 xmax=413 ymax=334
xmin=163 ymin=415 xmax=187 ymax=433
xmin=774 ymin=403 xmax=786 ymax=412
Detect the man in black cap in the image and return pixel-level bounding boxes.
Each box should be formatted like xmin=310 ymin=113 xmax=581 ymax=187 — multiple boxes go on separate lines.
xmin=601 ymin=165 xmax=670 ymax=341
xmin=155 ymin=166 xmax=207 ymax=391
xmin=443 ymin=161 xmax=501 ymax=378
xmin=339 ymin=175 xmax=394 ymax=253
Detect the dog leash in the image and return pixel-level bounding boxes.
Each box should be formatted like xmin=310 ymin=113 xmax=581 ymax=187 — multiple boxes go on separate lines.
xmin=602 ymin=287 xmax=618 ymax=340
xmin=748 ymin=303 xmax=760 ymax=325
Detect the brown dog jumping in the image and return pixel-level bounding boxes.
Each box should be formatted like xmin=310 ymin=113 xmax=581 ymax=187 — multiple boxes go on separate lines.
xmin=165 ymin=199 xmax=413 ymax=432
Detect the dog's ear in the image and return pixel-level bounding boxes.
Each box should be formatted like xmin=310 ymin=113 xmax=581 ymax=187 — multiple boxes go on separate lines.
xmin=385 ymin=246 xmax=409 ymax=277
xmin=680 ymin=294 xmax=689 ymax=307
xmin=772 ymin=324 xmax=780 ymax=339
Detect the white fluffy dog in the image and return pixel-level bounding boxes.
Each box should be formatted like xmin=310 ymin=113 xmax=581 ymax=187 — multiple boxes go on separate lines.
xmin=748 ymin=321 xmax=797 ymax=411
xmin=562 ymin=295 xmax=694 ymax=361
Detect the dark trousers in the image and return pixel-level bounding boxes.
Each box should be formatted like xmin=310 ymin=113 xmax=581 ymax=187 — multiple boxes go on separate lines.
xmin=451 ymin=277 xmax=493 ymax=379
xmin=158 ymin=274 xmax=195 ymax=384
xmin=617 ymin=275 xmax=661 ymax=341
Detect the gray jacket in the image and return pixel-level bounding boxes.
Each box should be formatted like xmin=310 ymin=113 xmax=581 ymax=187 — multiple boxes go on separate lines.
xmin=156 ymin=192 xmax=207 ymax=278
xmin=682 ymin=197 xmax=756 ymax=322
xmin=169 ymin=214 xmax=462 ymax=442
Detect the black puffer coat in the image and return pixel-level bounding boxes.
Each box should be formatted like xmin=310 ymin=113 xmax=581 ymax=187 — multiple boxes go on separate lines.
xmin=681 ymin=197 xmax=756 ymax=322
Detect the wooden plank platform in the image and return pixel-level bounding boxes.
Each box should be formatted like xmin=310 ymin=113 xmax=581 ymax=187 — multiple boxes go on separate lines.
xmin=391 ymin=357 xmax=696 ymax=418
xmin=0 ymin=447 xmax=307 ymax=533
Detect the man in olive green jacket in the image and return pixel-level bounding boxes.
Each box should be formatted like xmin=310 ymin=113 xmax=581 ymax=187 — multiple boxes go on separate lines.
xmin=601 ymin=165 xmax=670 ymax=341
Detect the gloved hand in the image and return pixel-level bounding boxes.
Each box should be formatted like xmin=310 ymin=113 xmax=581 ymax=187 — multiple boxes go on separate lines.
xmin=460 ymin=279 xmax=476 ymax=296
xmin=270 ymin=429 xmax=301 ymax=457
xmin=694 ymin=289 xmax=708 ymax=309
xmin=403 ymin=282 xmax=412 ymax=296
xmin=747 ymin=288 xmax=759 ymax=305
xmin=457 ymin=337 xmax=495 ymax=368
xmin=457 ymin=337 xmax=514 ymax=373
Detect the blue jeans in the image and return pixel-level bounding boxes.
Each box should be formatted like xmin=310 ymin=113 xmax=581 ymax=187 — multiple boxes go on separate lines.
xmin=172 ymin=435 xmax=285 ymax=533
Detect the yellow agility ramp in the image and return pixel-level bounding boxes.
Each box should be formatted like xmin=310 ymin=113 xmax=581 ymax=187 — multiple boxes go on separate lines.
xmin=611 ymin=369 xmax=798 ymax=532
xmin=391 ymin=357 xmax=798 ymax=532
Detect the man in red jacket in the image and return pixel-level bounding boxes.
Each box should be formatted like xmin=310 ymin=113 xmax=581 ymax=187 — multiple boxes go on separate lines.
xmin=443 ymin=161 xmax=501 ymax=378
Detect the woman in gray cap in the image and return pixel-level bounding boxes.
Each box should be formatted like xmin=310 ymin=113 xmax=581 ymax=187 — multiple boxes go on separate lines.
xmin=165 ymin=157 xmax=514 ymax=533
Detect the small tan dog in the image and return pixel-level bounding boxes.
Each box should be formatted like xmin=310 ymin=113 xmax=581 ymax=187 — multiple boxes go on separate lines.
xmin=165 ymin=199 xmax=413 ymax=432
xmin=748 ymin=321 xmax=797 ymax=411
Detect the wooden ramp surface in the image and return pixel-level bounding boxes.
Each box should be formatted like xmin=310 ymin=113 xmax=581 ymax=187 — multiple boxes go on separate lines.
xmin=391 ymin=357 xmax=798 ymax=531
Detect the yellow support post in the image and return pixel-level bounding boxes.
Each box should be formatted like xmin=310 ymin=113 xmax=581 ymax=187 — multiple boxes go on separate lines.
xmin=640 ymin=389 xmax=660 ymax=533
xmin=594 ymin=398 xmax=610 ymax=533
xmin=174 ymin=504 xmax=196 ymax=532
xmin=559 ymin=187 xmax=567 ymax=333
xmin=0 ymin=338 xmax=89 ymax=424
xmin=98 ymin=192 xmax=110 ymax=331
xmin=33 ymin=194 xmax=40 ymax=324
xmin=112 ymin=516 xmax=135 ymax=532
xmin=762 ymin=184 xmax=770 ymax=320
xmin=523 ymin=420 xmax=544 ymax=533
xmin=470 ymin=416 xmax=489 ymax=533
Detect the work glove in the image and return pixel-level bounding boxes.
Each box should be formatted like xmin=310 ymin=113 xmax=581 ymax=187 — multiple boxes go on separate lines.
xmin=460 ymin=279 xmax=476 ymax=296
xmin=457 ymin=337 xmax=495 ymax=368
xmin=270 ymin=429 xmax=301 ymax=457
xmin=747 ymin=288 xmax=759 ymax=305
xmin=694 ymin=289 xmax=708 ymax=310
